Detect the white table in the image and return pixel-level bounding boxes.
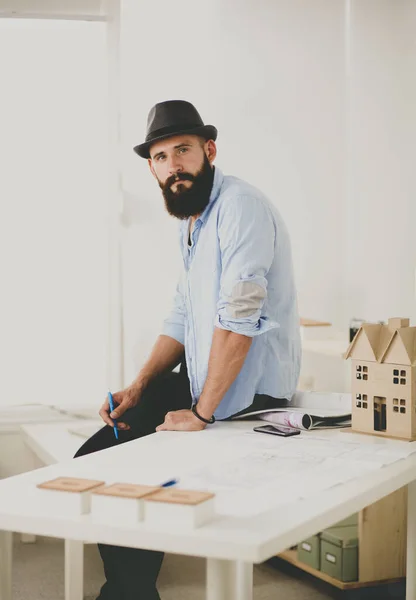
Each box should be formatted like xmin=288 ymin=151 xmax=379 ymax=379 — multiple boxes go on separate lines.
xmin=11 ymin=419 xmax=103 ymax=599
xmin=20 ymin=419 xmax=103 ymax=466
xmin=1 ymin=421 xmax=416 ymax=600
xmin=0 ymin=404 xmax=98 ymax=480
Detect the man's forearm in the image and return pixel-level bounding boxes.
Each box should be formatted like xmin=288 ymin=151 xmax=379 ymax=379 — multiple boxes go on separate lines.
xmin=131 ymin=335 xmax=184 ymax=390
xmin=196 ymin=328 xmax=252 ymax=419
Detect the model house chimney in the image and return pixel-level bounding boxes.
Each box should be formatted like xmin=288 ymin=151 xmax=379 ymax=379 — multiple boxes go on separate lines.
xmin=388 ymin=317 xmax=410 ymax=331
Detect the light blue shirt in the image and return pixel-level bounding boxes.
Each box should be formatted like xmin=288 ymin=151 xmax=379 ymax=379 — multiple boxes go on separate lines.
xmin=162 ymin=166 xmax=301 ymax=419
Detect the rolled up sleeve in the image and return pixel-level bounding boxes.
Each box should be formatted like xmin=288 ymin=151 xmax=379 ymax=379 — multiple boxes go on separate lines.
xmin=215 ymin=195 xmax=279 ymax=337
xmin=162 ymin=271 xmax=186 ymax=345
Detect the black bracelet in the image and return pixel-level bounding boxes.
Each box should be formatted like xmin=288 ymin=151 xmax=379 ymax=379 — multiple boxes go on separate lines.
xmin=191 ymin=403 xmax=216 ymax=424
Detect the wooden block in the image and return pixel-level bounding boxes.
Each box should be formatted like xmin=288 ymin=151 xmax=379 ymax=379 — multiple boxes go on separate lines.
xmin=36 ymin=477 xmax=105 ymax=516
xmin=37 ymin=477 xmax=104 ymax=493
xmin=93 ymin=483 xmax=158 ymax=499
xmin=146 ymin=489 xmax=214 ymax=505
xmin=144 ymin=489 xmax=215 ymax=529
xmin=91 ymin=483 xmax=159 ymax=524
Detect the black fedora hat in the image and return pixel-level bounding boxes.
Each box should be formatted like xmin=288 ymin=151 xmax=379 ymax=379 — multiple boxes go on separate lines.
xmin=133 ymin=100 xmax=217 ymax=159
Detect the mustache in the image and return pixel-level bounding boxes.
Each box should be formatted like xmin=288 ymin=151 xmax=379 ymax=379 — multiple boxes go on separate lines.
xmin=164 ymin=173 xmax=195 ymax=189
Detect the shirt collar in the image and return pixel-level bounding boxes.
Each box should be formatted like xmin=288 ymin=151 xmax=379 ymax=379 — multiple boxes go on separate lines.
xmin=180 ymin=166 xmax=224 ymax=239
xmin=198 ymin=166 xmax=224 ymax=223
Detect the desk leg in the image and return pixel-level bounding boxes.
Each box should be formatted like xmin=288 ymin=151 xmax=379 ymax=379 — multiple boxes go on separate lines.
xmin=0 ymin=531 xmax=12 ymax=600
xmin=206 ymin=559 xmax=253 ymax=600
xmin=407 ymin=480 xmax=416 ymax=600
xmin=64 ymin=540 xmax=84 ymax=600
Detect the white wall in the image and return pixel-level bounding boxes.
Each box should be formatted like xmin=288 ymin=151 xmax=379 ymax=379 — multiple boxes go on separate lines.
xmin=119 ymin=0 xmax=346 ymax=384
xmin=0 ymin=19 xmax=109 ymax=407
xmin=344 ymin=0 xmax=416 ymax=328
xmin=2 ymin=2 xmax=415 ymax=401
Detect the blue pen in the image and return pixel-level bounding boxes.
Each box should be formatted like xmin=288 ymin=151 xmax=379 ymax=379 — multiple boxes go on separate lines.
xmin=160 ymin=479 xmax=178 ymax=488
xmin=107 ymin=390 xmax=119 ymax=440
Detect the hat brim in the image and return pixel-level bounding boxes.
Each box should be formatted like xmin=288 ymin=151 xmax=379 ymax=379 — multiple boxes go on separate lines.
xmin=133 ymin=124 xmax=218 ymax=159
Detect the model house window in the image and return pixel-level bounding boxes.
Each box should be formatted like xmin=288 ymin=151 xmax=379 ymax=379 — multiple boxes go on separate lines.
xmin=356 ymin=365 xmax=368 ymax=380
xmin=393 ymin=369 xmax=406 ymax=385
xmin=393 ymin=399 xmax=406 ymax=414
xmin=356 ymin=393 xmax=368 ymax=409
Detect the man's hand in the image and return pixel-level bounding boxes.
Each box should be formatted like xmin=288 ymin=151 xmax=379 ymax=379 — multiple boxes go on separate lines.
xmin=98 ymin=384 xmax=143 ymax=431
xmin=155 ymin=409 xmax=207 ymax=432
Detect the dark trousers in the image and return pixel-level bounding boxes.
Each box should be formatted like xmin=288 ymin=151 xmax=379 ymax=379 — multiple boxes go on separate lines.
xmin=74 ymin=360 xmax=286 ymax=600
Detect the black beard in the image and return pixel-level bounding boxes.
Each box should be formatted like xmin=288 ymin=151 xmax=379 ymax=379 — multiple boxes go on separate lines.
xmin=159 ymin=155 xmax=214 ymax=220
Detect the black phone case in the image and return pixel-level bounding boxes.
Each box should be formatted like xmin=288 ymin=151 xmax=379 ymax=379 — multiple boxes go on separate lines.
xmin=253 ymin=425 xmax=300 ymax=437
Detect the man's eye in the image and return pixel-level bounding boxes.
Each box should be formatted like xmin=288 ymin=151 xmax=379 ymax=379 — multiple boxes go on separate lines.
xmin=178 ymin=148 xmax=188 ymax=154
xmin=157 ymin=155 xmax=166 ymax=161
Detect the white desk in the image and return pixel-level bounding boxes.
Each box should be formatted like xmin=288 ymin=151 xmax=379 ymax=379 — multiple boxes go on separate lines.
xmin=20 ymin=419 xmax=103 ymax=466
xmin=0 ymin=405 xmax=98 ymax=480
xmin=1 ymin=421 xmax=416 ymax=600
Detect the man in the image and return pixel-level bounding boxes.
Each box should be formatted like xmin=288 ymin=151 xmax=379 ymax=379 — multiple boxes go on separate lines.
xmin=75 ymin=100 xmax=301 ymax=600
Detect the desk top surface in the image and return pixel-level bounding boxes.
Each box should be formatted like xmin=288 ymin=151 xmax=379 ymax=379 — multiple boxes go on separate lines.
xmin=20 ymin=419 xmax=103 ymax=464
xmin=1 ymin=421 xmax=416 ymax=562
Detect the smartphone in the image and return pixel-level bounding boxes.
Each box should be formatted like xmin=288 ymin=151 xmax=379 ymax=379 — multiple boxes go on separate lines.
xmin=253 ymin=424 xmax=300 ymax=437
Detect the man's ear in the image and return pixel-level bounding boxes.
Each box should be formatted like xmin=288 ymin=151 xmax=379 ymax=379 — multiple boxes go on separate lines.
xmin=205 ymin=140 xmax=217 ymax=164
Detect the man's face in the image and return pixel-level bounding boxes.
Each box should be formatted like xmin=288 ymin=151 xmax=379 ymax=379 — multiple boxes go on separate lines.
xmin=148 ymin=134 xmax=216 ymax=220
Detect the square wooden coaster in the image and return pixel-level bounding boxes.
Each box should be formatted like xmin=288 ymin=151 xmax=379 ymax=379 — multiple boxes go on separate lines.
xmin=37 ymin=477 xmax=105 ymax=493
xmin=146 ymin=489 xmax=214 ymax=506
xmin=93 ymin=483 xmax=159 ymax=499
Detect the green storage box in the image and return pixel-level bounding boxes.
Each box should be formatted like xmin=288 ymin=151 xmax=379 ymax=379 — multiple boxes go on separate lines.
xmin=333 ymin=513 xmax=358 ymax=528
xmin=297 ymin=534 xmax=320 ymax=570
xmin=320 ymin=525 xmax=358 ymax=582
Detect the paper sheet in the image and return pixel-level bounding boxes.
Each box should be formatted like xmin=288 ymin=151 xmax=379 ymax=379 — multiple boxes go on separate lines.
xmin=178 ymin=430 xmax=416 ymax=517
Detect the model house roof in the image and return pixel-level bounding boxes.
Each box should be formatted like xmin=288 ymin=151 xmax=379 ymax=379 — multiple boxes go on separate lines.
xmin=345 ymin=318 xmax=416 ymax=365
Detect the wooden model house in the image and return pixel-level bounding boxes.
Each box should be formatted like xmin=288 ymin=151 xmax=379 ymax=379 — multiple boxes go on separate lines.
xmin=344 ymin=317 xmax=416 ymax=440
